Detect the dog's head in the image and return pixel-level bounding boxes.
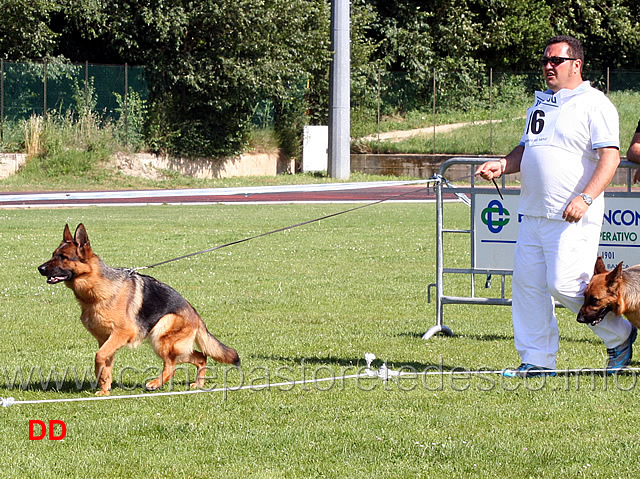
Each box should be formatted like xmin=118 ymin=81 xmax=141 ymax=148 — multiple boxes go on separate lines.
xmin=577 ymin=257 xmax=624 ymax=326
xmin=38 ymin=224 xmax=94 ymax=284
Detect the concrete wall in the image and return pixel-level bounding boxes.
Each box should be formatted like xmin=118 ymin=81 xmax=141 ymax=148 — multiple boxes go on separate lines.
xmin=0 ymin=153 xmax=27 ymax=179
xmin=133 ymin=150 xmax=293 ymax=179
xmin=0 ymin=151 xmax=294 ymax=180
xmin=351 ymin=153 xmax=634 ymax=185
xmin=350 ymin=153 xmax=501 ymax=180
xmin=351 ymin=153 xmax=450 ymax=178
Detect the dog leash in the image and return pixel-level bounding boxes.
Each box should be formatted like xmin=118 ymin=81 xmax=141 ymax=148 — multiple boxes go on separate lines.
xmin=445 ymin=173 xmax=504 ymax=200
xmin=130 ymin=173 xmax=505 ymax=273
xmin=129 ymin=182 xmax=435 ymax=272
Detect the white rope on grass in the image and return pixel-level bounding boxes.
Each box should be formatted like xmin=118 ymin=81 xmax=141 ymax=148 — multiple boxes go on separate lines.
xmin=0 ymin=373 xmax=370 ymax=407
xmin=0 ymin=353 xmax=384 ymax=407
xmin=2 ymin=353 xmax=639 ymax=408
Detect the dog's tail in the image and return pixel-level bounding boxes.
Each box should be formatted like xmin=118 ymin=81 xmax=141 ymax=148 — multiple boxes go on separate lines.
xmin=196 ymin=322 xmax=240 ymax=367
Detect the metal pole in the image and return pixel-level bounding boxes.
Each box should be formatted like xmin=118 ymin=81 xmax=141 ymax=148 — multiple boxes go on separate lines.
xmin=43 ymin=61 xmax=47 ymax=118
xmin=489 ymin=68 xmax=493 ymax=155
xmin=124 ymin=63 xmax=129 ymax=146
xmin=376 ymin=68 xmax=381 ymax=148
xmin=85 ymin=61 xmax=89 ymax=112
xmin=432 ymin=69 xmax=436 ymax=155
xmin=422 ymin=176 xmax=453 ymax=340
xmin=328 ymin=0 xmax=350 ymax=179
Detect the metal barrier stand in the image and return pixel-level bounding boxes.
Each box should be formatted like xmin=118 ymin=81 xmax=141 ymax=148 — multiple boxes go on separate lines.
xmin=423 ymin=157 xmax=639 ymax=340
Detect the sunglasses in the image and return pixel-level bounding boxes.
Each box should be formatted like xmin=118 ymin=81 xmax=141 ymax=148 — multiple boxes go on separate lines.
xmin=539 ymin=56 xmax=578 ymax=66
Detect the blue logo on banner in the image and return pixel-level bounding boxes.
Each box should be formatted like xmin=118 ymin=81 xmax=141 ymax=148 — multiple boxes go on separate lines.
xmin=481 ymin=200 xmax=510 ymax=234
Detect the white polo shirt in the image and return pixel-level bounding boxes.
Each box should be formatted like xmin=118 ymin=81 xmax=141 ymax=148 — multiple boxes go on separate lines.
xmin=517 ymin=81 xmax=619 ymax=222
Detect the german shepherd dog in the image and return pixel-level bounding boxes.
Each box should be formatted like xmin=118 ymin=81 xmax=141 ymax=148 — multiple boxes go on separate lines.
xmin=577 ymin=257 xmax=640 ymax=329
xmin=38 ymin=224 xmax=240 ymax=396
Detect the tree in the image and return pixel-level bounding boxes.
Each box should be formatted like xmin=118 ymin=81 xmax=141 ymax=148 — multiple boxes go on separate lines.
xmin=366 ymin=0 xmax=488 ymax=112
xmin=3 ymin=0 xmax=638 ymax=157
xmin=368 ymin=0 xmax=436 ymax=79
xmin=0 ymin=0 xmax=58 ymax=60
xmin=103 ymin=0 xmax=333 ymax=157
xmin=50 ymin=0 xmax=118 ymax=63
xmin=472 ymin=0 xmax=553 ymax=71
xmin=548 ymin=0 xmax=640 ymax=69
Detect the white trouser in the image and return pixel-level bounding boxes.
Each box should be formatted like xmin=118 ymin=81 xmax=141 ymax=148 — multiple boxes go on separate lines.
xmin=512 ymin=215 xmax=633 ymax=369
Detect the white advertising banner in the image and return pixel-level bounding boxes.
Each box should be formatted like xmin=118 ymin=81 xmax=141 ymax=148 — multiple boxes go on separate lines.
xmin=473 ymin=194 xmax=640 ymax=270
xmin=474 ymin=194 xmax=519 ymax=270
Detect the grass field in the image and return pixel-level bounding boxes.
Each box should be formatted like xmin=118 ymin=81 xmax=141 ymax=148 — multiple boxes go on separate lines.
xmin=1 ymin=202 xmax=640 ymax=478
xmin=359 ymin=90 xmax=640 ymax=156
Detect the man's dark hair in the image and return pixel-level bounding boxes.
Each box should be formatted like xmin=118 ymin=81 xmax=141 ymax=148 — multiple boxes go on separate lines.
xmin=546 ymin=35 xmax=584 ymax=62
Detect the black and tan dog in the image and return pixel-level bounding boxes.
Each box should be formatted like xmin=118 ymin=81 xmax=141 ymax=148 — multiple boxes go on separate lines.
xmin=38 ymin=224 xmax=240 ymax=396
xmin=578 ymin=257 xmax=640 ymax=329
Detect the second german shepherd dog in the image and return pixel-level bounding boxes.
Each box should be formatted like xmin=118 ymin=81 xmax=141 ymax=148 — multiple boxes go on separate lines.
xmin=577 ymin=256 xmax=640 ymax=329
xmin=38 ymin=224 xmax=240 ymax=396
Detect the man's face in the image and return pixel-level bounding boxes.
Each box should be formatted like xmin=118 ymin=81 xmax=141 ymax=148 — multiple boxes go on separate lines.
xmin=542 ymin=42 xmax=582 ymax=93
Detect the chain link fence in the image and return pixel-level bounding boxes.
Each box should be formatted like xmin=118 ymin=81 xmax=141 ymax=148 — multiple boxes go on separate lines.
xmin=1 ymin=60 xmax=638 ymax=153
xmin=352 ymin=69 xmax=640 ymax=123
xmin=351 ymin=68 xmax=640 ymax=154
xmin=0 ymin=60 xmax=148 ymax=147
xmin=1 ymin=61 xmax=147 ymax=120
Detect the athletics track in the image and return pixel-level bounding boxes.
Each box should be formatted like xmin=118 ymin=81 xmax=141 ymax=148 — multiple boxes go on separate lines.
xmin=0 ymin=180 xmax=464 ymax=208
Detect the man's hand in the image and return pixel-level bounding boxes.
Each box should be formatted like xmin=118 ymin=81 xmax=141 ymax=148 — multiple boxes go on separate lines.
xmin=562 ymin=196 xmax=589 ymax=223
xmin=475 ymin=159 xmax=506 ymax=181
xmin=565 ymin=146 xmax=620 ymax=223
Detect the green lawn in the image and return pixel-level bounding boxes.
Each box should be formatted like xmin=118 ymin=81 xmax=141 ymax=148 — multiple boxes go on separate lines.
xmin=359 ymin=90 xmax=640 ymax=156
xmin=1 ymin=203 xmax=639 ymax=478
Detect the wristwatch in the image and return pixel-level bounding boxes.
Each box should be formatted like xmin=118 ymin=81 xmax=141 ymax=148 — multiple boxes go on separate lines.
xmin=579 ymin=193 xmax=593 ymax=206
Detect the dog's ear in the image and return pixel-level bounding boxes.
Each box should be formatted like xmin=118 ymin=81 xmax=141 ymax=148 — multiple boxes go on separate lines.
xmin=63 ymin=224 xmax=73 ymax=242
xmin=605 ymin=261 xmax=624 ymax=284
xmin=594 ymin=256 xmax=608 ymax=275
xmin=73 ymin=224 xmax=92 ymax=255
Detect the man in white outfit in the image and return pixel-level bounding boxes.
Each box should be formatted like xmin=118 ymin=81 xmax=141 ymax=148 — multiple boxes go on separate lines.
xmin=476 ymin=35 xmax=636 ymax=377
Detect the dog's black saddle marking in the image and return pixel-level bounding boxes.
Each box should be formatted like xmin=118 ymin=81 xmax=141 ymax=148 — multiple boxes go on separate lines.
xmin=136 ymin=274 xmax=190 ymax=335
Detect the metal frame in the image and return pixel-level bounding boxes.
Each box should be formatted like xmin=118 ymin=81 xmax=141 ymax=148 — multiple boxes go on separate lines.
xmin=423 ymin=156 xmax=639 ymax=340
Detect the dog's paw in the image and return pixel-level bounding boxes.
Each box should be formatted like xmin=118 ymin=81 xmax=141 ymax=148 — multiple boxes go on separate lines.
xmin=189 ymin=381 xmax=203 ymax=390
xmin=95 ymin=389 xmax=111 ymax=397
xmin=145 ymin=380 xmax=161 ymax=391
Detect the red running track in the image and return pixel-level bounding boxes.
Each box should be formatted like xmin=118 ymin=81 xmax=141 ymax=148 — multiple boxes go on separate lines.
xmin=0 ymin=182 xmax=466 ymax=208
